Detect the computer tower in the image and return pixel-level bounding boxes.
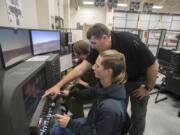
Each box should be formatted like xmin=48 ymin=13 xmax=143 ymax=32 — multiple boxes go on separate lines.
xmin=61 ymin=32 xmax=68 ymax=46
xmin=170 ymin=51 xmax=180 ymax=74
xmin=45 ymin=54 xmax=60 ymax=88
xmin=26 ymin=54 xmax=60 ymax=88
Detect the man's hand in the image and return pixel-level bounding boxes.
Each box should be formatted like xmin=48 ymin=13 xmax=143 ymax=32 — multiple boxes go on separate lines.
xmin=132 ymin=85 xmax=150 ymax=100
xmin=42 ymin=85 xmax=60 ymax=98
xmin=73 ymin=78 xmax=81 ymax=84
xmin=59 ymin=90 xmax=70 ymax=97
xmin=74 ymin=78 xmax=90 ymax=88
xmin=55 ymin=114 xmax=71 ymax=128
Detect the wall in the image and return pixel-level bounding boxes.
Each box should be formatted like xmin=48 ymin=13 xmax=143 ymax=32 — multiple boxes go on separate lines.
xmin=0 ymin=0 xmax=65 ymax=29
xmin=63 ymin=0 xmax=70 ymax=28
xmin=36 ymin=0 xmax=49 ymax=29
xmin=70 ymin=5 xmax=106 ymax=28
xmin=0 ymin=0 xmax=9 ymax=26
xmin=0 ymin=0 xmax=38 ymax=28
xmin=22 ymin=0 xmax=38 ymax=28
xmin=59 ymin=0 xmax=64 ymax=19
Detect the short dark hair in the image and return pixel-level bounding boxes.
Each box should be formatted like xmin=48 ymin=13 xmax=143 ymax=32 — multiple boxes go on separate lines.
xmin=87 ymin=23 xmax=111 ymax=39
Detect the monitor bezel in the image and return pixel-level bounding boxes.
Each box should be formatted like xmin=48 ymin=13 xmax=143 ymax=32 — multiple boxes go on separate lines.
xmin=0 ymin=27 xmax=33 ymax=69
xmin=30 ymin=29 xmax=61 ymax=56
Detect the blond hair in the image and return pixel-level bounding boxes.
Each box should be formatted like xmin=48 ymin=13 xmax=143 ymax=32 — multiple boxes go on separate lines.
xmin=99 ymin=50 xmax=127 ymax=84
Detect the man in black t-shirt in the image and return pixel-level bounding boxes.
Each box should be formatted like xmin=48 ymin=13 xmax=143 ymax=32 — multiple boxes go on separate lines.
xmin=43 ymin=23 xmax=159 ymax=135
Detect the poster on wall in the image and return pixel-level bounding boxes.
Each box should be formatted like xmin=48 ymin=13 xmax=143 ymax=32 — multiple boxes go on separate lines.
xmin=55 ymin=16 xmax=63 ymax=30
xmin=50 ymin=16 xmax=63 ymax=30
xmin=5 ymin=0 xmax=23 ymax=27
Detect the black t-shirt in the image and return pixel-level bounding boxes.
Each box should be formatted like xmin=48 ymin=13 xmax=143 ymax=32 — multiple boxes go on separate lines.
xmin=87 ymin=31 xmax=156 ymax=81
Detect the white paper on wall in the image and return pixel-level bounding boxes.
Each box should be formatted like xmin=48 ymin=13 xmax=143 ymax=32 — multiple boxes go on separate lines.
xmin=5 ymin=0 xmax=23 ymax=27
xmin=71 ymin=30 xmax=83 ymax=43
xmin=60 ymin=54 xmax=73 ymax=72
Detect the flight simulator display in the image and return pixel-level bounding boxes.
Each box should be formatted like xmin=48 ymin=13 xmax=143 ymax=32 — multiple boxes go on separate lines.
xmin=22 ymin=69 xmax=47 ymax=121
xmin=0 ymin=54 xmax=61 ymax=135
xmin=31 ymin=30 xmax=61 ymax=55
xmin=0 ymin=27 xmax=32 ymax=68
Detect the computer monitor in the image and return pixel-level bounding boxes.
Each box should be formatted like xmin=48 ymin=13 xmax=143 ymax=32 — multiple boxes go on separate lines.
xmin=156 ymin=48 xmax=172 ymax=65
xmin=22 ymin=69 xmax=47 ymax=121
xmin=0 ymin=27 xmax=32 ymax=69
xmin=31 ymin=30 xmax=61 ymax=55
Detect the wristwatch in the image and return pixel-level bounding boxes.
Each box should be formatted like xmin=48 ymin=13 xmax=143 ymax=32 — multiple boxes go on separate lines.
xmin=144 ymin=85 xmax=152 ymax=91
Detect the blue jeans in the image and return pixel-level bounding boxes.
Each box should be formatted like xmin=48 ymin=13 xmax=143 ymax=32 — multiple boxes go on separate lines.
xmin=50 ymin=118 xmax=86 ymax=135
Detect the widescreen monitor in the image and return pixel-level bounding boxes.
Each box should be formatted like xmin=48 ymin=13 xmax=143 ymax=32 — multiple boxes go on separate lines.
xmin=0 ymin=27 xmax=32 ymax=69
xmin=31 ymin=30 xmax=60 ymax=55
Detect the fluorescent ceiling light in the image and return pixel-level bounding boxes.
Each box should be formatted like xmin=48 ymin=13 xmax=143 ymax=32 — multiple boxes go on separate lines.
xmin=83 ymin=1 xmax=94 ymax=5
xmin=153 ymin=5 xmax=163 ymax=9
xmin=117 ymin=3 xmax=128 ymax=7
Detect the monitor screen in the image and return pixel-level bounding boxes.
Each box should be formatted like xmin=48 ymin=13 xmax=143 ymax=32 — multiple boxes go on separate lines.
xmin=22 ymin=69 xmax=47 ymax=121
xmin=31 ymin=30 xmax=60 ymax=55
xmin=157 ymin=48 xmax=172 ymax=65
xmin=0 ymin=27 xmax=32 ymax=68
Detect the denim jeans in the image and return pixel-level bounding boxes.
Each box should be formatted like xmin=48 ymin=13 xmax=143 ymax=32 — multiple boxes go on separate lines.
xmin=125 ymin=80 xmax=150 ymax=135
xmin=50 ymin=118 xmax=86 ymax=135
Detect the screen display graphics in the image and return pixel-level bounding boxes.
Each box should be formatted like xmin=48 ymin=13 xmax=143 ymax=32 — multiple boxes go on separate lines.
xmin=22 ymin=69 xmax=46 ymax=121
xmin=31 ymin=30 xmax=60 ymax=55
xmin=0 ymin=28 xmax=32 ymax=68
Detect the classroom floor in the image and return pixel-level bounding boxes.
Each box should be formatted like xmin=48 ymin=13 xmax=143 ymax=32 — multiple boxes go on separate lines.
xmin=128 ymin=74 xmax=180 ymax=135
xmin=144 ymin=89 xmax=180 ymax=135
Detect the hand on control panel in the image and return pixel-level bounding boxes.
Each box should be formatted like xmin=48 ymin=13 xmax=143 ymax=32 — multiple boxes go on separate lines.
xmin=55 ymin=114 xmax=71 ymax=128
xmin=42 ymin=84 xmax=60 ymax=98
xmin=58 ymin=90 xmax=70 ymax=97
